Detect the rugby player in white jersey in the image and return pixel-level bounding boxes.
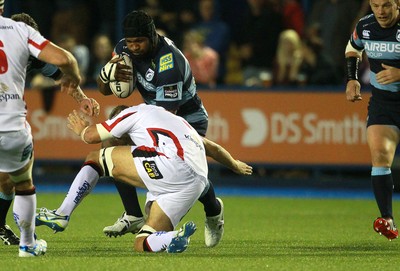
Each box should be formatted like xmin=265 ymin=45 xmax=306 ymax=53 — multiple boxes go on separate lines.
xmin=35 ymin=104 xmax=252 ymax=253
xmin=0 ymin=12 xmax=100 ymax=247
xmin=0 ymin=0 xmax=96 ymax=256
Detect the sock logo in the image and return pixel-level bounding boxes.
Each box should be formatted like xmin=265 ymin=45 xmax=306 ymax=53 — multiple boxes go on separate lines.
xmin=143 ymin=161 xmax=163 ymax=179
xmin=74 ymin=181 xmax=91 ymax=204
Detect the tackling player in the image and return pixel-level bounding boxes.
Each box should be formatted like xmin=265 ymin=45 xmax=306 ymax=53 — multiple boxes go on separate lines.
xmin=36 ymin=104 xmax=252 ymax=253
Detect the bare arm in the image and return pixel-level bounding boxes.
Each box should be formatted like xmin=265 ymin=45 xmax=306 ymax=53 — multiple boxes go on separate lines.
xmin=37 ymin=41 xmax=80 ymax=88
xmin=203 ymin=137 xmax=252 ymax=175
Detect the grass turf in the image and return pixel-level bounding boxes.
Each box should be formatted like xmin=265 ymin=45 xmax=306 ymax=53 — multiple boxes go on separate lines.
xmin=1 ymin=193 xmax=400 ymax=270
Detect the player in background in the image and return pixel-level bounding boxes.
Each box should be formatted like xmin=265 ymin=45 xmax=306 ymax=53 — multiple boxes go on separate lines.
xmin=0 ymin=2 xmax=99 ymax=256
xmin=345 ymin=0 xmax=400 ymax=240
xmin=0 ymin=12 xmax=99 ymax=247
xmin=95 ymin=10 xmax=225 ymax=247
xmin=36 ymin=104 xmax=252 ymax=253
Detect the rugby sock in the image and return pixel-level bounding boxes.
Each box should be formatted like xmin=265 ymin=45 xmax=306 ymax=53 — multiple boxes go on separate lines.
xmin=14 ymin=188 xmax=36 ymax=247
xmin=371 ymin=167 xmax=393 ymax=218
xmin=0 ymin=192 xmax=14 ymax=226
xmin=198 ymin=180 xmax=221 ymax=217
xmin=114 ymin=181 xmax=143 ymax=217
xmin=144 ymin=230 xmax=178 ymax=252
xmin=57 ymin=163 xmax=100 ymax=216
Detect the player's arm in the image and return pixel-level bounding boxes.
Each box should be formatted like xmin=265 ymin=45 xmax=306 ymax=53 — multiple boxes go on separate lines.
xmin=67 ymin=110 xmax=112 ymax=144
xmin=345 ymin=41 xmax=363 ymax=102
xmin=37 ymin=41 xmax=81 ymax=89
xmin=202 ymin=137 xmax=253 ymax=175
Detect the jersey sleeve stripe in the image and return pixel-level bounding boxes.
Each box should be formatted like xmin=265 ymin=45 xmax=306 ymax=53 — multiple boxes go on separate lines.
xmin=28 ymin=39 xmax=49 ymax=50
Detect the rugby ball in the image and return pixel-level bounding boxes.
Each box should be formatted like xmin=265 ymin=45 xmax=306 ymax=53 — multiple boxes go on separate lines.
xmin=109 ymin=54 xmax=136 ymax=98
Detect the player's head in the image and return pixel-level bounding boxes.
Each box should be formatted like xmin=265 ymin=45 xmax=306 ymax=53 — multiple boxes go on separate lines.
xmin=109 ymin=105 xmax=129 ymax=119
xmin=11 ymin=13 xmax=39 ymax=31
xmin=370 ymin=0 xmax=400 ymax=28
xmin=123 ymin=10 xmax=158 ymax=58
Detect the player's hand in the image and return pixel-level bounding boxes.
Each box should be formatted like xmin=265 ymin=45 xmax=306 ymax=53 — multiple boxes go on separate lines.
xmin=67 ymin=110 xmax=89 ymax=136
xmin=233 ymin=160 xmax=253 ymax=175
xmin=114 ymin=62 xmax=133 ymax=83
xmin=80 ymin=98 xmax=100 ymax=117
xmin=345 ymin=80 xmax=362 ymax=102
xmin=376 ymin=63 xmax=400 ymax=84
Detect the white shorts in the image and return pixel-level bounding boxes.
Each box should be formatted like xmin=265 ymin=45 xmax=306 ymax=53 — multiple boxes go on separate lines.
xmin=132 ymin=146 xmax=208 ymax=228
xmin=0 ymin=124 xmax=33 ymax=172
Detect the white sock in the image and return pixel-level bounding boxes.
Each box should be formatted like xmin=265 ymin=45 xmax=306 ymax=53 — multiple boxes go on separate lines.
xmin=57 ymin=164 xmax=99 ymax=216
xmin=13 ymin=194 xmax=36 ymax=247
xmin=145 ymin=230 xmax=178 ymax=252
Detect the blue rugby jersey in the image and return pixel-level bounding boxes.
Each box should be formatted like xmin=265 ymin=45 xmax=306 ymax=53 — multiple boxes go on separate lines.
xmin=350 ymin=14 xmax=400 ymax=92
xmin=113 ymin=35 xmax=208 ymax=129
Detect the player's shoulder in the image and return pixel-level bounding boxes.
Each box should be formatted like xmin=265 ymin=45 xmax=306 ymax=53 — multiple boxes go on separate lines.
xmin=356 ymin=13 xmax=377 ymax=29
xmin=155 ymin=36 xmax=186 ymax=69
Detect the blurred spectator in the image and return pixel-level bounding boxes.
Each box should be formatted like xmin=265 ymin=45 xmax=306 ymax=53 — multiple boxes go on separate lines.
xmin=301 ymin=24 xmax=342 ymax=85
xmin=51 ymin=0 xmax=91 ymax=45
xmin=274 ymin=29 xmax=305 ymax=86
xmin=183 ymin=30 xmax=219 ymax=88
xmin=55 ymin=34 xmax=90 ymax=85
xmin=307 ymin=0 xmax=361 ymax=80
xmin=236 ymin=0 xmax=283 ymax=87
xmin=280 ymin=0 xmax=305 ymax=36
xmin=87 ymin=34 xmax=114 ymax=86
xmin=192 ymin=0 xmax=230 ymax=85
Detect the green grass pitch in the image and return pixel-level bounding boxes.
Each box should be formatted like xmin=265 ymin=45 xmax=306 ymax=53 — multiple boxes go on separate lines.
xmin=1 ymin=193 xmax=400 ymax=270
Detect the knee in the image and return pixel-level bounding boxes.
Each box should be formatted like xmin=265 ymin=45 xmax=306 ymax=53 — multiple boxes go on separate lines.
xmin=86 ymin=150 xmax=100 ymax=163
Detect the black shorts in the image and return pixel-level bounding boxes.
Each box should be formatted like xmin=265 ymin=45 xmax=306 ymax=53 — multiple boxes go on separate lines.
xmin=367 ymin=87 xmax=400 ymax=128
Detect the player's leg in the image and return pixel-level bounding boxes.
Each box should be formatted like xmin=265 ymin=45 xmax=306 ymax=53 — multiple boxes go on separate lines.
xmin=103 ymin=181 xmax=145 ymax=237
xmin=200 ymin=179 xmax=224 ymax=247
xmin=101 ymin=135 xmax=145 ymax=237
xmin=0 ymin=173 xmax=19 ymax=245
xmin=10 ymin=158 xmax=47 ymax=257
xmin=368 ymin=125 xmax=400 ymax=240
xmin=36 ymin=151 xmax=103 ymax=232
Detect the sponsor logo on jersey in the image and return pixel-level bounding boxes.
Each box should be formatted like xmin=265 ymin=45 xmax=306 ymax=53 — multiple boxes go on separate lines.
xmin=142 ymin=160 xmax=163 ymax=179
xmin=145 ymin=68 xmax=155 ymax=81
xmin=159 ymin=53 xmax=174 ymax=73
xmin=362 ymin=30 xmax=370 ymax=39
xmin=163 ymin=84 xmax=178 ymax=99
xmin=365 ymin=41 xmax=400 ymax=54
xmin=397 ymin=30 xmax=400 ymax=42
xmin=0 ymin=84 xmax=21 ymax=102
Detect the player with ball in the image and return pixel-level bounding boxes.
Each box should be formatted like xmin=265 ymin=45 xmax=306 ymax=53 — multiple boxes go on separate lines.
xmin=94 ymin=10 xmax=224 ymax=247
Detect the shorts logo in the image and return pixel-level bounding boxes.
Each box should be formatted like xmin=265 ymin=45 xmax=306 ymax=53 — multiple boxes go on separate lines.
xmin=163 ymin=84 xmax=178 ymax=99
xmin=158 ymin=53 xmax=173 ymax=73
xmin=143 ymin=160 xmax=163 ymax=179
xmin=21 ymin=143 xmax=33 ymax=162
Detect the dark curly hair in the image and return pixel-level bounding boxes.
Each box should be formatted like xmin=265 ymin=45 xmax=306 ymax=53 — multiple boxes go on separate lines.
xmin=11 ymin=13 xmax=39 ymax=31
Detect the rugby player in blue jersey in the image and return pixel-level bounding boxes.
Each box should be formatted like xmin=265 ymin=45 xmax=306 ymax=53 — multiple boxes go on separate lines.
xmin=47 ymin=10 xmax=224 ymax=248
xmin=345 ymin=0 xmax=400 ymax=240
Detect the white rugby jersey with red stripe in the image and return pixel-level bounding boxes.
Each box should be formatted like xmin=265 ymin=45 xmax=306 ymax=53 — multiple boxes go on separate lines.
xmin=0 ymin=15 xmax=48 ymax=131
xmin=99 ymin=104 xmax=208 ymax=179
